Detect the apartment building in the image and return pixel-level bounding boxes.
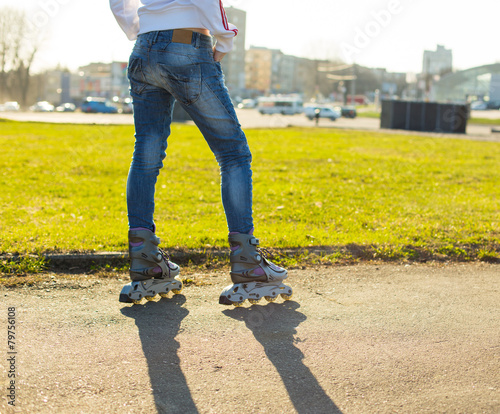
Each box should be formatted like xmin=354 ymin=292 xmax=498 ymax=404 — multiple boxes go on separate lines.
xmin=76 ymin=62 xmax=129 ymax=101
xmin=245 ymin=47 xmax=276 ymax=94
xmin=220 ymin=6 xmax=247 ymax=97
xmin=422 ymin=45 xmax=453 ymax=76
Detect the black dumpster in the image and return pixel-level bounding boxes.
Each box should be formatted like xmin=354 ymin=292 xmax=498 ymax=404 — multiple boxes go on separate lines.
xmin=380 ymin=100 xmax=468 ymax=133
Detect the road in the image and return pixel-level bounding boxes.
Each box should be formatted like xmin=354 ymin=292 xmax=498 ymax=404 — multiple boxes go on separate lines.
xmin=2 ymin=109 xmax=500 ymax=142
xmin=2 ymin=263 xmax=499 ymax=413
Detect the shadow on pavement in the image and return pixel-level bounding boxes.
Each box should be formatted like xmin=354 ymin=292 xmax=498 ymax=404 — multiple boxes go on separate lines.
xmin=121 ymin=295 xmax=198 ymax=414
xmin=223 ymin=301 xmax=342 ymax=414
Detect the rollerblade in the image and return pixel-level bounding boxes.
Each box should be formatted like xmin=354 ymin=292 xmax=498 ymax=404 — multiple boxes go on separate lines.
xmin=219 ymin=232 xmax=293 ymax=306
xmin=119 ymin=228 xmax=183 ymax=304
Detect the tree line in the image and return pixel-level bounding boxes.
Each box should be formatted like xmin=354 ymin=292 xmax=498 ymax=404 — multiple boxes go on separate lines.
xmin=0 ymin=7 xmax=41 ymax=107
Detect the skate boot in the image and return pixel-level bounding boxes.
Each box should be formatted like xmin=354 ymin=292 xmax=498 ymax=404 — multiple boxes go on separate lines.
xmin=119 ymin=228 xmax=183 ymax=304
xmin=219 ymin=233 xmax=293 ymax=306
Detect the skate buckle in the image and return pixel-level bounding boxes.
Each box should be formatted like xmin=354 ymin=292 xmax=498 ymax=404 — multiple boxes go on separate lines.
xmin=249 ymin=237 xmax=259 ymax=246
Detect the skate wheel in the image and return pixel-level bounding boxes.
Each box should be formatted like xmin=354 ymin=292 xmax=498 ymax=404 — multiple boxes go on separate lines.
xmin=280 ymin=293 xmax=293 ymax=301
xmin=145 ymin=295 xmax=156 ymax=301
xmin=159 ymin=292 xmax=169 ymax=298
xmin=264 ymin=296 xmax=277 ymax=303
xmin=132 ymin=299 xmax=142 ymax=305
xmin=248 ymin=299 xmax=261 ymax=305
xmin=232 ymin=301 xmax=244 ymax=307
xmin=172 ymin=288 xmax=182 ymax=295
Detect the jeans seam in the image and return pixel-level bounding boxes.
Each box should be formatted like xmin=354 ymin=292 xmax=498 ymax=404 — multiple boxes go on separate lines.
xmin=202 ymin=77 xmax=238 ymax=123
xmin=128 ymin=57 xmax=147 ymax=95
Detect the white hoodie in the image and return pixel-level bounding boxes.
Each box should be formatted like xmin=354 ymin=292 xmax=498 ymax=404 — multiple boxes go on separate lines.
xmin=109 ymin=0 xmax=238 ymax=53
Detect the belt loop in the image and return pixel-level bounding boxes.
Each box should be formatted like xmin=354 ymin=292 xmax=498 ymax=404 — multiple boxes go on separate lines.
xmin=151 ymin=31 xmax=159 ymax=45
xmin=194 ymin=32 xmax=200 ymax=49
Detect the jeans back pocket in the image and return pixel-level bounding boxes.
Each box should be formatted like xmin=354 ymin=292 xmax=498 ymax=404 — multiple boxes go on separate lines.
xmin=127 ymin=56 xmax=148 ymax=95
xmin=158 ymin=63 xmax=202 ymax=106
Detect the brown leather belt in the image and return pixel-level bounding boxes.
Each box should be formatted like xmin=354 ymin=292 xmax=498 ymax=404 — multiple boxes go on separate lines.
xmin=172 ymin=29 xmax=193 ymax=44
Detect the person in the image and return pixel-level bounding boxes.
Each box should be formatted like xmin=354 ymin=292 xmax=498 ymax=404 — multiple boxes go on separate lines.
xmin=314 ymin=108 xmax=321 ymax=126
xmin=110 ymin=0 xmax=292 ymax=306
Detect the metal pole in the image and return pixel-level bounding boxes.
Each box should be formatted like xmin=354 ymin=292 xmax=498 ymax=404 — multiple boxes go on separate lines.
xmin=350 ymin=64 xmax=355 ymax=104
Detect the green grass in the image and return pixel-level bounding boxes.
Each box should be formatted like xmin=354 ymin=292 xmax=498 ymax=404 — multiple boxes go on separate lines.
xmin=468 ymin=117 xmax=500 ymax=126
xmin=357 ymin=111 xmax=382 ymax=119
xmin=0 ymin=255 xmax=47 ymax=274
xmin=1 ymin=120 xmax=499 ymax=268
xmin=358 ymin=110 xmax=500 ymax=126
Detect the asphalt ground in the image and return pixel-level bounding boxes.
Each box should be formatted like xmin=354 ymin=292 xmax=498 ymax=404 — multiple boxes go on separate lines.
xmin=1 ymin=263 xmax=499 ymax=413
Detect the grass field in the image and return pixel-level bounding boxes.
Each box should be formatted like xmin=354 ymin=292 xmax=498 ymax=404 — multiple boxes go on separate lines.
xmin=358 ymin=110 xmax=500 ymax=126
xmin=1 ymin=119 xmax=499 ymax=272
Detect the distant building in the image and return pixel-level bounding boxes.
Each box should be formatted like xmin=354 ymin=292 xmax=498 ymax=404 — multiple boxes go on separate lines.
xmin=422 ymin=45 xmax=453 ymax=76
xmin=220 ymin=7 xmax=246 ymax=97
xmin=245 ymin=46 xmax=276 ymax=94
xmin=431 ymin=63 xmax=500 ymax=102
xmin=245 ymin=47 xmax=346 ymax=99
xmin=245 ymin=47 xmax=317 ymax=97
xmin=273 ymin=53 xmax=293 ymax=93
xmin=36 ymin=69 xmax=72 ymax=105
xmin=490 ymin=74 xmax=500 ymax=101
xmin=368 ymin=68 xmax=407 ymax=96
xmin=293 ymin=57 xmax=318 ymax=99
xmin=76 ymin=62 xmax=129 ymax=101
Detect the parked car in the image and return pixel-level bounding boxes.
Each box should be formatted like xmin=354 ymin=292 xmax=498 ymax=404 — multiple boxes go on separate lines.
xmin=336 ymin=106 xmax=357 ymax=118
xmin=486 ymin=100 xmax=500 ymax=110
xmin=30 ymin=101 xmax=54 ymax=112
xmin=237 ymin=99 xmax=257 ymax=109
xmin=257 ymin=96 xmax=303 ymax=115
xmin=81 ymin=98 xmax=118 ymax=114
xmin=470 ymin=101 xmax=488 ymax=111
xmin=56 ymin=103 xmax=76 ymax=112
xmin=3 ymin=101 xmax=20 ymax=111
xmin=304 ymin=106 xmax=340 ymax=121
xmin=119 ymin=102 xmax=133 ymax=114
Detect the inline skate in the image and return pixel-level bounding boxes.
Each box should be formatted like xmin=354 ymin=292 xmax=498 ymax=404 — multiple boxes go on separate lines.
xmin=119 ymin=228 xmax=182 ymax=304
xmin=219 ymin=232 xmax=293 ymax=306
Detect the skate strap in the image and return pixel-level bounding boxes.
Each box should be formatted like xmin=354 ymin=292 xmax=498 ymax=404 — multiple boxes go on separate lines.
xmin=249 ymin=237 xmax=259 ymax=246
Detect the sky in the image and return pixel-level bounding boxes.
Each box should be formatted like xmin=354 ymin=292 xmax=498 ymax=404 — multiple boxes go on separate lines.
xmin=2 ymin=0 xmax=499 ymax=74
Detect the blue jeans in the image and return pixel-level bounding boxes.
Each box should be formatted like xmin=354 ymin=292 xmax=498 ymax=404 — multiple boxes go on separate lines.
xmin=126 ymin=30 xmax=253 ymax=234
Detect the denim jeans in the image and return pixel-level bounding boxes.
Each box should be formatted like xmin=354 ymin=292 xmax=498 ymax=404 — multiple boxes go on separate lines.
xmin=126 ymin=30 xmax=253 ymax=234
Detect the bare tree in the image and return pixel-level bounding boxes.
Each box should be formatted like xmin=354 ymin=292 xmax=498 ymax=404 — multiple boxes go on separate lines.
xmin=0 ymin=7 xmax=41 ymax=106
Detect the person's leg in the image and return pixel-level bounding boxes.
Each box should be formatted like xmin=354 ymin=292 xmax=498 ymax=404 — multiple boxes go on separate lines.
xmin=147 ymin=31 xmax=253 ymax=234
xmin=126 ymin=42 xmax=176 ymax=232
xmin=162 ymin=34 xmax=290 ymax=305
xmin=181 ymin=60 xmax=254 ymax=234
xmin=127 ymin=31 xmax=290 ymax=306
xmin=119 ymin=33 xmax=182 ymax=304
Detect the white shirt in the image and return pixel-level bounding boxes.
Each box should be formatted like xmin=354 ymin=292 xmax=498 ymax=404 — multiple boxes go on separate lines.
xmin=109 ymin=0 xmax=238 ymax=53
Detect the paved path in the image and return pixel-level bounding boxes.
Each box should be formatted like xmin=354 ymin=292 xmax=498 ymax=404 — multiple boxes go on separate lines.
xmin=2 ymin=263 xmax=499 ymax=413
xmin=2 ymin=109 xmax=500 ymax=142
